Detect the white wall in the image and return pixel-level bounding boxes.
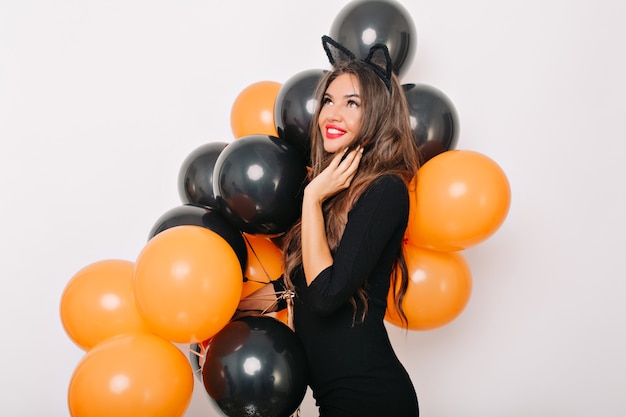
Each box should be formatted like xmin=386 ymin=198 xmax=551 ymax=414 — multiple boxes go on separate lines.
xmin=2 ymin=0 xmax=625 ymax=416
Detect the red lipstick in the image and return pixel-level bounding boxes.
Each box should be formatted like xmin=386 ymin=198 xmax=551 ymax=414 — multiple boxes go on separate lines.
xmin=325 ymin=124 xmax=346 ymax=139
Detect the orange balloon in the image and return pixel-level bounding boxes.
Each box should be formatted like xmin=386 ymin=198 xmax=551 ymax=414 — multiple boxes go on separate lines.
xmin=241 ymin=234 xmax=284 ymax=299
xmin=230 ymin=81 xmax=282 ymax=138
xmin=60 ymin=260 xmax=152 ymax=350
xmin=403 ymin=175 xmax=418 ymax=244
xmin=386 ymin=244 xmax=472 ymax=330
xmin=273 ymin=308 xmax=290 ymax=328
xmin=406 ymin=150 xmax=511 ymax=251
xmin=134 ymin=226 xmax=243 ymax=343
xmin=68 ymin=333 xmax=193 ymax=417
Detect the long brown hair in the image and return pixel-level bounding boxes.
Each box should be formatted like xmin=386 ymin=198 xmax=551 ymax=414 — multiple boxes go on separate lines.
xmin=282 ymin=58 xmax=420 ymax=326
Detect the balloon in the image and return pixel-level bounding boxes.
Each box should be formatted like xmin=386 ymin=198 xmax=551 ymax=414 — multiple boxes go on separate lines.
xmin=403 ymin=83 xmax=459 ymax=163
xmin=406 ymin=150 xmax=511 ymax=251
xmin=270 ymin=233 xmax=286 ymax=249
xmin=242 ymin=234 xmax=284 ymax=299
xmin=178 ymin=141 xmax=228 ymax=208
xmin=68 ymin=333 xmax=193 ymax=417
xmin=329 ymin=0 xmax=416 ymax=76
xmin=202 ymin=316 xmax=308 ymax=417
xmin=60 ymin=260 xmax=151 ymax=350
xmin=148 ymin=204 xmax=248 ymax=273
xmin=386 ymin=244 xmax=472 ymax=330
xmin=134 ymin=226 xmax=243 ymax=343
xmin=274 ymin=69 xmax=325 ymax=165
xmin=231 ymin=81 xmax=282 ymax=138
xmin=273 ymin=308 xmax=290 ymax=328
xmin=213 ymin=134 xmax=308 ymax=235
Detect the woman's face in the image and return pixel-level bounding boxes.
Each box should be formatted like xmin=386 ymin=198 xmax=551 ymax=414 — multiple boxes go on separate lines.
xmin=318 ymin=73 xmax=363 ymax=154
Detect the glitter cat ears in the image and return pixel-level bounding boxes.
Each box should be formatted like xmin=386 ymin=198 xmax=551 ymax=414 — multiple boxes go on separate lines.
xmin=321 ymin=35 xmax=393 ymax=92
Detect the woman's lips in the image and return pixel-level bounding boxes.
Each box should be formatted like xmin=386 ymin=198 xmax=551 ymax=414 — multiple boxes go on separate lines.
xmin=325 ymin=125 xmax=346 ymax=139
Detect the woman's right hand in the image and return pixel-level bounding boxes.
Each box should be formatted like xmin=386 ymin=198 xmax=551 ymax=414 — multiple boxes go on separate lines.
xmin=300 ymin=146 xmax=362 ymax=285
xmin=304 ymin=146 xmax=363 ymax=204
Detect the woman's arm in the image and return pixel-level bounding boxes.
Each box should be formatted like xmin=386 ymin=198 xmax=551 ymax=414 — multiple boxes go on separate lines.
xmin=302 ymin=175 xmax=409 ymax=315
xmin=301 ymin=147 xmax=362 ymax=285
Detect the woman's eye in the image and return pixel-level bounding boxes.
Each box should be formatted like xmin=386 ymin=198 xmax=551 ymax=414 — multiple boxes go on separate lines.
xmin=347 ymin=100 xmax=360 ymax=108
xmin=322 ymin=96 xmax=333 ymax=105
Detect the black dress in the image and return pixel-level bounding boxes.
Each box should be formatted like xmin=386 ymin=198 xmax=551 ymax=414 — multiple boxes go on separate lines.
xmin=276 ymin=175 xmax=419 ymax=417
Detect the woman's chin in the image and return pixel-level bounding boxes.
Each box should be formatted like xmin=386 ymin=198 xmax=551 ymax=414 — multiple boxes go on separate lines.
xmin=324 ymin=140 xmax=348 ymax=154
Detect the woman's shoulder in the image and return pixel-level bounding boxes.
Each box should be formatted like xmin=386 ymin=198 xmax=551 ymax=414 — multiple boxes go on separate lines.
xmin=357 ymin=174 xmax=409 ymax=207
xmin=369 ymin=174 xmax=408 ymax=195
xmin=350 ymin=174 xmax=409 ymax=222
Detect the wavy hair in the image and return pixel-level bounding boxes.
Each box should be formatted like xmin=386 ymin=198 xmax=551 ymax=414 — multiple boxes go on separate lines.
xmin=282 ymin=58 xmax=420 ymax=326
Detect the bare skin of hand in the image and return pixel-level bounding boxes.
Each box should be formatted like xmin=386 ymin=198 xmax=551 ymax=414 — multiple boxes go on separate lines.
xmin=305 ymin=146 xmax=363 ymax=203
xmin=301 ymin=146 xmax=363 ymax=284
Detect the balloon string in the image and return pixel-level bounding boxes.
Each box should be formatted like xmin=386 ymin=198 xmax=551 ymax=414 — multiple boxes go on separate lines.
xmin=243 ymin=234 xmax=273 ymax=283
xmin=286 ymin=291 xmax=294 ymax=331
xmin=188 ymin=348 xmax=202 ymax=358
xmin=187 ymin=344 xmax=205 ymax=374
xmin=236 ymin=290 xmax=290 ymax=316
xmin=238 ymin=289 xmax=295 ymax=330
xmin=240 ymin=235 xmax=293 ymax=328
xmin=245 ymin=277 xmax=273 ymax=285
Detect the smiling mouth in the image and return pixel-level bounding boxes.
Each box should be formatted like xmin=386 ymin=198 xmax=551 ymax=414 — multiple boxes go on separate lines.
xmin=325 ymin=126 xmax=346 ymax=139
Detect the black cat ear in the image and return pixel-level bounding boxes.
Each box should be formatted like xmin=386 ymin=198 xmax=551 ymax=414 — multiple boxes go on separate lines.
xmin=363 ymin=43 xmax=393 ymax=92
xmin=322 ymin=35 xmax=356 ymax=65
xmin=365 ymin=43 xmax=393 ymax=81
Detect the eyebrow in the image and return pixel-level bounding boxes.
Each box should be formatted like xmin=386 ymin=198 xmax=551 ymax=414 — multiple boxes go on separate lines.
xmin=324 ymin=92 xmax=361 ymax=99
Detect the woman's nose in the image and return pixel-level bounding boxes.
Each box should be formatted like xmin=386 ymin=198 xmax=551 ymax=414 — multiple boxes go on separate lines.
xmin=326 ymin=105 xmax=341 ymax=121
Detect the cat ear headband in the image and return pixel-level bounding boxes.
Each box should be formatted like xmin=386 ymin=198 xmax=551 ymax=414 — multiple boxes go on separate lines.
xmin=321 ymin=35 xmax=393 ymax=92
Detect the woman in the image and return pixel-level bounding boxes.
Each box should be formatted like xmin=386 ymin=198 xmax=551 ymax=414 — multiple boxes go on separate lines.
xmin=239 ymin=35 xmax=420 ymax=416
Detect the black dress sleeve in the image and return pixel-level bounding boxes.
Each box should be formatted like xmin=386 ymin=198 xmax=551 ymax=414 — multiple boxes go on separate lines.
xmin=299 ymin=175 xmax=409 ymax=316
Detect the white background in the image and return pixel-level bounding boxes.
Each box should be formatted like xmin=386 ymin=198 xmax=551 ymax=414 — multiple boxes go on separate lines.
xmin=1 ymin=0 xmax=625 ymax=416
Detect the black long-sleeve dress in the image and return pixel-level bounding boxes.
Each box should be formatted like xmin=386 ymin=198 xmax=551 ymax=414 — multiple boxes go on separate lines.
xmin=275 ymin=174 xmax=419 ymax=417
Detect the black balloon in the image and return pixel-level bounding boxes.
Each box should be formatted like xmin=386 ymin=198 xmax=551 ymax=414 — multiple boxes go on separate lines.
xmin=148 ymin=204 xmax=247 ymax=273
xmin=178 ymin=141 xmax=228 ymax=209
xmin=329 ymin=0 xmax=416 ymax=76
xmin=274 ymin=69 xmax=325 ymax=166
xmin=403 ymin=83 xmax=459 ymax=163
xmin=202 ymin=316 xmax=309 ymax=417
xmin=213 ymin=135 xmax=307 ymax=236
